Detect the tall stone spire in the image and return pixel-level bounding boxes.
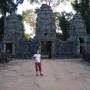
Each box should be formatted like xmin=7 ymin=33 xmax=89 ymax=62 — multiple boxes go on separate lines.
xmin=36 ymin=4 xmax=56 ymax=41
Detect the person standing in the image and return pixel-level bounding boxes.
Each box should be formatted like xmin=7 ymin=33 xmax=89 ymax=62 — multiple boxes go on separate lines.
xmin=33 ymin=50 xmax=43 ymax=76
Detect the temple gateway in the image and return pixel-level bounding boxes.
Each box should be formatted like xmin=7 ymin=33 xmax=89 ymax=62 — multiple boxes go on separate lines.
xmin=0 ymin=4 xmax=89 ymax=58
xmin=32 ymin=4 xmax=88 ymax=58
xmin=35 ymin=4 xmax=56 ymax=58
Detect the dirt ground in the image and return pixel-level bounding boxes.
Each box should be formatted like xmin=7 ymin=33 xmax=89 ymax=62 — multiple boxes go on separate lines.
xmin=0 ymin=59 xmax=90 ymax=90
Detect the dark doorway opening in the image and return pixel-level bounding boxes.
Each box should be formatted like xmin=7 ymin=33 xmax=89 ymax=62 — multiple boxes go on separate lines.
xmin=6 ymin=43 xmax=12 ymax=54
xmin=41 ymin=41 xmax=52 ymax=58
xmin=79 ymin=38 xmax=84 ymax=54
xmin=0 ymin=16 xmax=4 ymax=41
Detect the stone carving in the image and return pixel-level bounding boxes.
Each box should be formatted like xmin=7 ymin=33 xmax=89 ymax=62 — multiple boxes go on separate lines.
xmin=35 ymin=4 xmax=56 ymax=57
xmin=69 ymin=13 xmax=87 ymax=41
xmin=4 ymin=14 xmax=24 ymax=42
xmin=0 ymin=4 xmax=88 ymax=59
xmin=3 ymin=13 xmax=24 ymax=55
xmin=36 ymin=4 xmax=56 ymax=41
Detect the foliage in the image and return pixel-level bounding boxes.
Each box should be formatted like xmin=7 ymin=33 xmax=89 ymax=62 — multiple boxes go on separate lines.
xmin=53 ymin=11 xmax=72 ymax=41
xmin=23 ymin=33 xmax=31 ymax=41
xmin=0 ymin=0 xmax=23 ymax=15
xmin=59 ymin=12 xmax=70 ymax=41
xmin=22 ymin=10 xmax=36 ymax=29
xmin=0 ymin=0 xmax=11 ymax=14
xmin=53 ymin=12 xmax=60 ymax=21
xmin=71 ymin=0 xmax=88 ymax=12
xmin=72 ymin=0 xmax=90 ymax=33
xmin=17 ymin=14 xmax=23 ymax=21
xmin=28 ymin=0 xmax=65 ymax=8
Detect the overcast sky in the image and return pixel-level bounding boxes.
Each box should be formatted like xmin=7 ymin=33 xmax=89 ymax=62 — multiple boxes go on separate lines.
xmin=17 ymin=0 xmax=75 ymax=14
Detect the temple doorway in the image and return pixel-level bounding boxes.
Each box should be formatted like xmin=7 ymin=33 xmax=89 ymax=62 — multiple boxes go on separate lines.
xmin=40 ymin=41 xmax=52 ymax=58
xmin=79 ymin=37 xmax=84 ymax=54
xmin=6 ymin=43 xmax=12 ymax=54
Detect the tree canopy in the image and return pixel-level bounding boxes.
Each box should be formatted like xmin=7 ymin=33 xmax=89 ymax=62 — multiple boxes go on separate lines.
xmin=22 ymin=10 xmax=36 ymax=29
xmin=0 ymin=0 xmax=24 ymax=15
xmin=0 ymin=0 xmax=11 ymax=14
xmin=59 ymin=12 xmax=70 ymax=41
xmin=28 ymin=0 xmax=65 ymax=7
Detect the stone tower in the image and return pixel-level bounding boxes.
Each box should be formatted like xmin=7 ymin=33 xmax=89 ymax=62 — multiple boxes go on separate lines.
xmin=3 ymin=13 xmax=24 ymax=55
xmin=70 ymin=13 xmax=87 ymax=40
xmin=36 ymin=4 xmax=56 ymax=58
xmin=69 ymin=13 xmax=87 ymax=55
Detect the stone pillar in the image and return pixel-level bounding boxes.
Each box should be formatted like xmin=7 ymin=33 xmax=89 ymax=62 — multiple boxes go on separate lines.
xmin=77 ymin=42 xmax=80 ymax=54
xmin=52 ymin=42 xmax=55 ymax=58
xmin=84 ymin=37 xmax=87 ymax=50
xmin=12 ymin=44 xmax=15 ymax=55
xmin=76 ymin=39 xmax=81 ymax=56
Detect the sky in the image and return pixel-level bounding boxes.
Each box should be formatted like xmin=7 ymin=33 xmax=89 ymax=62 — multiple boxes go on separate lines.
xmin=17 ymin=0 xmax=40 ymax=14
xmin=17 ymin=0 xmax=75 ymax=14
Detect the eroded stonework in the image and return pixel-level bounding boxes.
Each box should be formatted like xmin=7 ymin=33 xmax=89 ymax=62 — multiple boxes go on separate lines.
xmin=0 ymin=4 xmax=88 ymax=59
xmin=2 ymin=13 xmax=24 ymax=56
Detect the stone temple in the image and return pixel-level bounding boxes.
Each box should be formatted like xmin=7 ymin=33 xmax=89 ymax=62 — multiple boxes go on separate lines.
xmin=0 ymin=13 xmax=24 ymax=56
xmin=35 ymin=4 xmax=56 ymax=58
xmin=32 ymin=4 xmax=88 ymax=58
xmin=0 ymin=4 xmax=89 ymax=59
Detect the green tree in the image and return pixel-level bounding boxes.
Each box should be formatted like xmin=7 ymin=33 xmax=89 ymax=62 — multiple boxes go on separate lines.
xmin=0 ymin=0 xmax=18 ymax=15
xmin=59 ymin=12 xmax=70 ymax=41
xmin=53 ymin=12 xmax=60 ymax=21
xmin=0 ymin=0 xmax=24 ymax=15
xmin=21 ymin=9 xmax=36 ymax=39
xmin=23 ymin=33 xmax=31 ymax=41
xmin=0 ymin=0 xmax=11 ymax=15
xmin=22 ymin=9 xmax=36 ymax=30
xmin=22 ymin=9 xmax=36 ymax=28
xmin=0 ymin=0 xmax=12 ymax=41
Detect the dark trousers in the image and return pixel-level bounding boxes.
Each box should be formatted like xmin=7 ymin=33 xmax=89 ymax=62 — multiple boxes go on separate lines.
xmin=35 ymin=62 xmax=42 ymax=73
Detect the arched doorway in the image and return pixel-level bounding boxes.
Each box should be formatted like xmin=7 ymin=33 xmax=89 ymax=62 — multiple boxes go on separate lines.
xmin=40 ymin=41 xmax=52 ymax=58
xmin=6 ymin=43 xmax=12 ymax=54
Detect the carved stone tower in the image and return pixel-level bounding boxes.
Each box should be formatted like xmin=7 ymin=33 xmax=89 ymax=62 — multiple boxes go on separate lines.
xmin=69 ymin=13 xmax=87 ymax=55
xmin=36 ymin=4 xmax=56 ymax=58
xmin=3 ymin=13 xmax=24 ymax=55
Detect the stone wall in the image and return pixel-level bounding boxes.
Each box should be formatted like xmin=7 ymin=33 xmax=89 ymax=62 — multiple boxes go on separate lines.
xmin=85 ymin=35 xmax=90 ymax=53
xmin=15 ymin=38 xmax=39 ymax=58
xmin=15 ymin=40 xmax=29 ymax=58
xmin=55 ymin=39 xmax=79 ymax=58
